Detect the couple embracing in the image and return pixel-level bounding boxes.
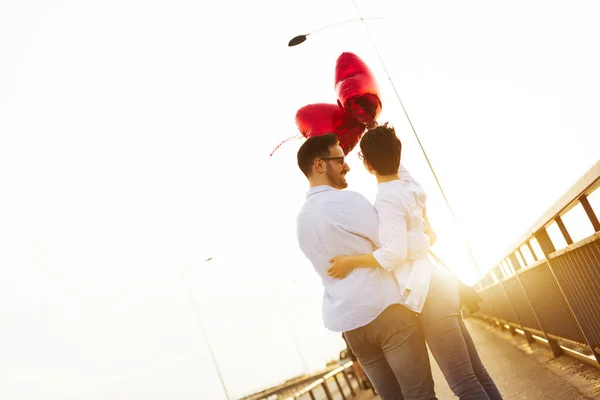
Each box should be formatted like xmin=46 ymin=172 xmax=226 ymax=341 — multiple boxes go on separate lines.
xmin=296 ymin=124 xmax=502 ymax=400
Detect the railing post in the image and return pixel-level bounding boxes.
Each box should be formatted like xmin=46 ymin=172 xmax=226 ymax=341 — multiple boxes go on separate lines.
xmin=517 ymin=248 xmax=528 ymax=266
xmin=534 ymin=227 xmax=600 ymax=365
xmin=321 ymin=380 xmax=333 ymax=400
xmin=535 ymin=228 xmax=556 ymax=255
xmin=492 ymin=277 xmax=530 ymax=343
xmin=527 ymin=241 xmax=539 ymax=262
xmin=333 ymin=374 xmax=347 ymax=400
xmin=506 ymin=324 xmax=517 ymax=336
xmin=508 ymin=253 xmax=522 ymax=271
xmin=512 ymin=265 xmax=563 ymax=354
xmin=522 ymin=329 xmax=536 ymax=345
xmin=341 ymin=369 xmax=356 ymax=396
xmin=555 ymin=216 xmax=574 ymax=245
xmin=580 ymin=195 xmax=600 ymax=232
xmin=308 ymin=390 xmax=316 ymax=400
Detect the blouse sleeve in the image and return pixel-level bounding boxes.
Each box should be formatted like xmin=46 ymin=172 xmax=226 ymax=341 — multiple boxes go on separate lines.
xmin=372 ymin=195 xmax=412 ymax=271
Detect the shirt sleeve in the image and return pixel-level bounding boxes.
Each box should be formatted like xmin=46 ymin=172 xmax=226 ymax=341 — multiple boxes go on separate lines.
xmin=372 ymin=195 xmax=411 ymax=271
xmin=399 ymin=163 xmax=424 ymax=189
xmin=398 ymin=163 xmax=415 ymax=184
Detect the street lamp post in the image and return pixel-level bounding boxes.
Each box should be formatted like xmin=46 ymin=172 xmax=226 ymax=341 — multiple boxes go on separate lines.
xmin=183 ymin=257 xmax=231 ymax=400
xmin=288 ymin=3 xmax=484 ymax=276
xmin=279 ymin=281 xmax=311 ymax=374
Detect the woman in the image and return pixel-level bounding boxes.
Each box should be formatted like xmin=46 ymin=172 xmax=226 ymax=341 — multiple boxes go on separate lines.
xmin=328 ymin=123 xmax=502 ymax=400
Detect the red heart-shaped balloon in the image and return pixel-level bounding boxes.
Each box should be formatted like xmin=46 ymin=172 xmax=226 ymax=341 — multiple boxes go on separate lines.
xmin=295 ymin=103 xmax=366 ymax=154
xmin=335 ymin=52 xmax=382 ymax=126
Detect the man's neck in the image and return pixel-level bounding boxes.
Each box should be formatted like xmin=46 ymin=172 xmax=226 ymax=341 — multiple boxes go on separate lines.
xmin=309 ymin=177 xmax=334 ymax=188
xmin=376 ymin=173 xmax=400 ymax=184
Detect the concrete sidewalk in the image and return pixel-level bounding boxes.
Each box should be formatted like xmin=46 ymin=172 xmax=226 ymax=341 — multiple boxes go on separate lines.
xmin=357 ymin=318 xmax=600 ymax=400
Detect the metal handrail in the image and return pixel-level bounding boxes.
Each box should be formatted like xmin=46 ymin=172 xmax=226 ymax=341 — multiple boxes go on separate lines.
xmin=473 ymin=160 xmax=600 ymax=367
xmin=480 ymin=160 xmax=600 ymax=285
xmin=284 ymin=361 xmax=358 ymax=400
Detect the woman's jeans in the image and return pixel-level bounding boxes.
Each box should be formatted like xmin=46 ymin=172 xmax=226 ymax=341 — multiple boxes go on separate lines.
xmin=420 ymin=269 xmax=503 ymax=400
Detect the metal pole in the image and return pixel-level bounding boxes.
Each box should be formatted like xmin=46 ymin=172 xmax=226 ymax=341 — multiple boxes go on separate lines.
xmin=281 ymin=306 xmax=310 ymax=374
xmin=311 ymin=16 xmax=383 ymax=34
xmin=349 ymin=0 xmax=483 ymax=276
xmin=280 ymin=283 xmax=310 ymax=374
xmin=182 ymin=260 xmax=231 ymax=400
xmin=192 ymin=300 xmax=231 ymax=400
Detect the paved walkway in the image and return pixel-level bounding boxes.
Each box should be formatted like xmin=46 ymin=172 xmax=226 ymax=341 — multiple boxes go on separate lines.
xmin=355 ymin=319 xmax=600 ymax=400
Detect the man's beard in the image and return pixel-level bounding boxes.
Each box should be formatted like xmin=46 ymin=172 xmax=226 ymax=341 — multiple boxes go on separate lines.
xmin=327 ymin=168 xmax=348 ymax=189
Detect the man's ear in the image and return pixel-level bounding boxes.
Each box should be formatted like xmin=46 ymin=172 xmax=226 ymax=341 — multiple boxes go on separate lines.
xmin=364 ymin=160 xmax=375 ymax=174
xmin=313 ymin=158 xmax=326 ymax=174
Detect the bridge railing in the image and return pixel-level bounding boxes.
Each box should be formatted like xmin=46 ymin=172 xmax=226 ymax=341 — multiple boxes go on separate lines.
xmin=284 ymin=362 xmax=362 ymax=400
xmin=474 ymin=161 xmax=600 ymax=366
xmin=243 ymin=361 xmax=365 ymax=400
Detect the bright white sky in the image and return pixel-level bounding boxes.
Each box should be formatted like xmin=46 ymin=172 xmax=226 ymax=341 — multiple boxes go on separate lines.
xmin=1 ymin=0 xmax=599 ymax=399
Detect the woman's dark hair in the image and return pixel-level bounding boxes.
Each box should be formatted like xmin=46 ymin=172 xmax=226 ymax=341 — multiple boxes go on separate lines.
xmin=359 ymin=123 xmax=401 ymax=175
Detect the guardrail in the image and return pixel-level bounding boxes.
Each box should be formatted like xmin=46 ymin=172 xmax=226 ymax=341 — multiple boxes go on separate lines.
xmin=284 ymin=362 xmax=363 ymax=400
xmin=474 ymin=160 xmax=600 ymax=366
xmin=242 ymin=361 xmax=366 ymax=400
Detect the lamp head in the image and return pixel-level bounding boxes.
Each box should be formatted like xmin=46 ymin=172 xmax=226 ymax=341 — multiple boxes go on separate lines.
xmin=288 ymin=34 xmax=309 ymax=46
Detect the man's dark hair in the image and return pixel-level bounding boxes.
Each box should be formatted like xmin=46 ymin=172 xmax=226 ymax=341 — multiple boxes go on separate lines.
xmin=297 ymin=133 xmax=339 ymax=177
xmin=359 ymin=123 xmax=402 ymax=175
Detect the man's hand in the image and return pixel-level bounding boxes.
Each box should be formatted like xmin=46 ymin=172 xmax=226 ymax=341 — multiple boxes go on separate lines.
xmin=327 ymin=255 xmax=354 ymax=279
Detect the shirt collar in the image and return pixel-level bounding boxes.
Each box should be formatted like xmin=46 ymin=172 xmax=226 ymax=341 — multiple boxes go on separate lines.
xmin=306 ymin=185 xmax=338 ymax=199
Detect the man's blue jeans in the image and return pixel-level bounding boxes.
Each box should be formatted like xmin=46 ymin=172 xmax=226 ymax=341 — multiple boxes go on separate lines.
xmin=420 ymin=269 xmax=503 ymax=400
xmin=344 ymin=304 xmax=438 ymax=400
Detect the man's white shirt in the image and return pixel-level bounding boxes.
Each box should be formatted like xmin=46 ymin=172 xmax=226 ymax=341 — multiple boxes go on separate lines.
xmin=296 ymin=182 xmax=429 ymax=332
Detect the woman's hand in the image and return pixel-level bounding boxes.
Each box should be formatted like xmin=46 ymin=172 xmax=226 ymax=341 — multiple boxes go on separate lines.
xmin=425 ymin=225 xmax=437 ymax=246
xmin=327 ymin=255 xmax=355 ymax=279
xmin=423 ymin=207 xmax=437 ymax=246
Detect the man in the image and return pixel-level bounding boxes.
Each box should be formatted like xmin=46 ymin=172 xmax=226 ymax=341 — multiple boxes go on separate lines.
xmin=342 ymin=334 xmax=374 ymax=393
xmin=296 ymin=133 xmax=437 ymax=400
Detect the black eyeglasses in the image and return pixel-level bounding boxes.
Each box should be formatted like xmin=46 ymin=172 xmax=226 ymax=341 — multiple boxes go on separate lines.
xmin=317 ymin=156 xmax=345 ymax=165
xmin=358 ymin=151 xmax=364 ymax=161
